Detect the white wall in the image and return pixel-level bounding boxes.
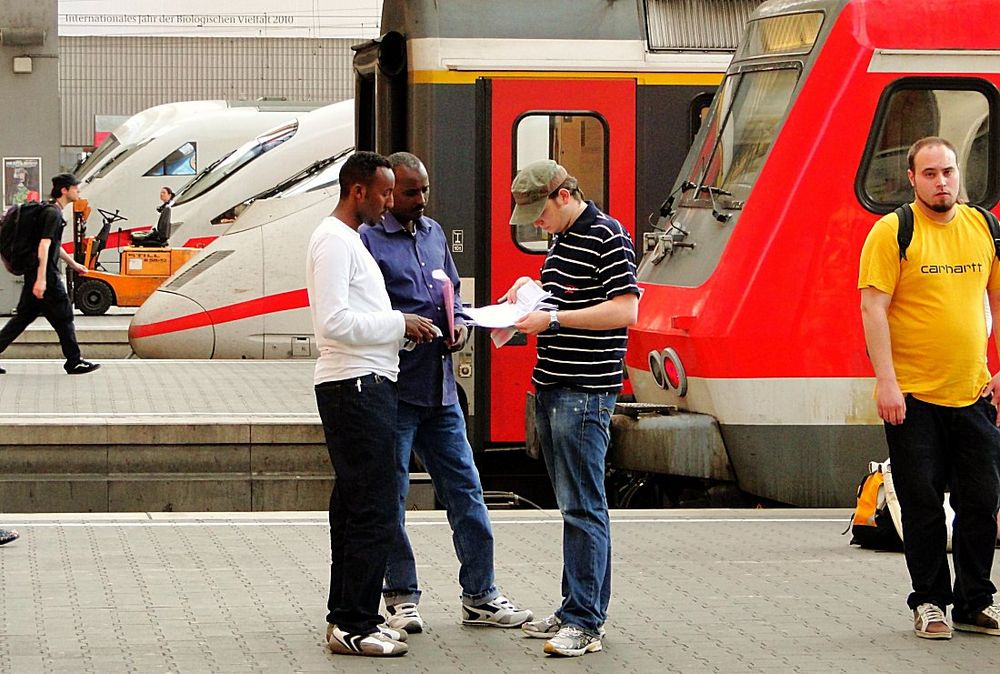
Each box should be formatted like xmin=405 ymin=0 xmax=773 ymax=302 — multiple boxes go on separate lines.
xmin=58 ymin=0 xmax=383 ymax=39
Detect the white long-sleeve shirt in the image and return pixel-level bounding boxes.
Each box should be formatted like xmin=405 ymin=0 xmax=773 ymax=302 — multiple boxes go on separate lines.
xmin=306 ymin=216 xmax=406 ymax=385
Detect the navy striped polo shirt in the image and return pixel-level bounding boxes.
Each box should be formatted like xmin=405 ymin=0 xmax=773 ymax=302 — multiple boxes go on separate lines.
xmin=534 ymin=201 xmax=639 ymax=391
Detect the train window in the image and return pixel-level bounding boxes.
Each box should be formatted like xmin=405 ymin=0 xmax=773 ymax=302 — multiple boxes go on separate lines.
xmin=681 ymin=68 xmax=799 ymax=208
xmin=92 ymin=137 xmax=153 ymax=180
xmin=144 ymin=142 xmax=197 ymax=177
xmin=173 ymin=122 xmax=298 ymax=206
xmin=737 ymin=12 xmax=824 ymax=59
xmin=690 ymin=93 xmax=715 ymax=143
xmin=513 ymin=113 xmax=609 ymax=253
xmin=859 ymin=82 xmax=996 ymax=211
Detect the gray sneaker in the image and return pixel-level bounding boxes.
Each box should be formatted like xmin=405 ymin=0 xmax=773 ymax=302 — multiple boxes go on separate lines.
xmin=326 ymin=624 xmax=408 ymax=656
xmin=543 ymin=625 xmax=602 ymax=657
xmin=461 ymin=594 xmax=533 ymax=627
xmin=523 ymin=613 xmax=606 ymax=639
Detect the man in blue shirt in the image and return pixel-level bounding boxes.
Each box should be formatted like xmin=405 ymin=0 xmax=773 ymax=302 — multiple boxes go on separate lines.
xmin=360 ymin=152 xmax=532 ymax=632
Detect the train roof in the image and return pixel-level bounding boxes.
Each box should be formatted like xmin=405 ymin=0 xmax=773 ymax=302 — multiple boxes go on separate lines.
xmin=380 ymin=0 xmax=761 ymax=50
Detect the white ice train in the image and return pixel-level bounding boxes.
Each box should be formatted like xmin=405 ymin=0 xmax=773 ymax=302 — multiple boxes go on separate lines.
xmin=164 ymin=100 xmax=354 ymax=249
xmin=129 ymin=151 xmax=350 ymax=359
xmin=73 ymin=100 xmax=321 ymax=247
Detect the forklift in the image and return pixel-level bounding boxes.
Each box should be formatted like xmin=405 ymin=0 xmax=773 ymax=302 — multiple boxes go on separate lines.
xmin=70 ymin=199 xmax=199 ymax=316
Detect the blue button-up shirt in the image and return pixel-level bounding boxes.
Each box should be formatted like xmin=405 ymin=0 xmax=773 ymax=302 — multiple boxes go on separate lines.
xmin=360 ymin=212 xmax=465 ymax=407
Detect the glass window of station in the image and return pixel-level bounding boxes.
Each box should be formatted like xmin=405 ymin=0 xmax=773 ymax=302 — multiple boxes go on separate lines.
xmin=513 ymin=113 xmax=608 ymax=253
xmin=860 ymin=82 xmax=995 ymax=210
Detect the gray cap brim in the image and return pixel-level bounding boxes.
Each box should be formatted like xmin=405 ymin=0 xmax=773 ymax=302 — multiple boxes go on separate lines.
xmin=509 ymin=197 xmax=547 ymax=226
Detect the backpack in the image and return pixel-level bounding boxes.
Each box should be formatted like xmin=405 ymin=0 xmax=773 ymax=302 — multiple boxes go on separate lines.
xmin=895 ymin=202 xmax=1000 ymax=260
xmin=0 ymin=201 xmax=50 ymax=275
xmin=847 ymin=460 xmax=904 ymax=551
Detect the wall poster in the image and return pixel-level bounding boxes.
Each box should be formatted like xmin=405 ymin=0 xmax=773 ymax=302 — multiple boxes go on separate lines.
xmin=3 ymin=158 xmax=42 ymax=209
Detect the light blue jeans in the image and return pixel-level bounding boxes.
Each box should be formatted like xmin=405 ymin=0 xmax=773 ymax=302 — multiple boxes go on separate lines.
xmin=534 ymin=388 xmax=616 ymax=637
xmin=383 ymin=401 xmax=498 ymax=606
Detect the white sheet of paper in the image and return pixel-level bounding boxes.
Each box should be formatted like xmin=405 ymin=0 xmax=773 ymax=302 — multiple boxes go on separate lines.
xmin=464 ymin=280 xmax=553 ymax=328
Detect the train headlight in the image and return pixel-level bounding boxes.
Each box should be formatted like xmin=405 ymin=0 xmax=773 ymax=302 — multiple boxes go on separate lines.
xmin=661 ymin=347 xmax=688 ymax=397
xmin=647 ymin=350 xmax=666 ymax=389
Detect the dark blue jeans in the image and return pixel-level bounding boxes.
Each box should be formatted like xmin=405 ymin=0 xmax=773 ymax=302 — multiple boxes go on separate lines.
xmin=315 ymin=374 xmax=401 ymax=634
xmin=884 ymin=395 xmax=1000 ymax=615
xmin=383 ymin=401 xmax=497 ymax=605
xmin=0 ymin=268 xmax=81 ymax=367
xmin=534 ymin=387 xmax=617 ymax=637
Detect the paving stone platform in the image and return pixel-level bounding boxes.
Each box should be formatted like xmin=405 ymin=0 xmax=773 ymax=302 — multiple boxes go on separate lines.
xmin=0 ymin=509 xmax=997 ymax=673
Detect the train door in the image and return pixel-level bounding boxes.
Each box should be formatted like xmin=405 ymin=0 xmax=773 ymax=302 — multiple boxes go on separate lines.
xmin=486 ymin=78 xmax=636 ymax=444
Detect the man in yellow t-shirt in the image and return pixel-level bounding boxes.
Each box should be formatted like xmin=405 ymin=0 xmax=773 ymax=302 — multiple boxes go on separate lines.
xmin=859 ymin=136 xmax=1000 ymax=641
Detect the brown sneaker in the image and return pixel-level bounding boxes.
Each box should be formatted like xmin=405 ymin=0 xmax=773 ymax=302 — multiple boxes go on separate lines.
xmin=953 ymin=603 xmax=1000 ymax=636
xmin=913 ymin=603 xmax=952 ymax=639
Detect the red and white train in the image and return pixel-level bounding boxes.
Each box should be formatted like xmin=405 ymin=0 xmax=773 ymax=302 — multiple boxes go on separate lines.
xmin=127 ymin=0 xmax=1000 ymax=506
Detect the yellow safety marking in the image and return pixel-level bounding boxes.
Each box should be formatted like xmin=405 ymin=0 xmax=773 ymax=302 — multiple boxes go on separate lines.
xmin=410 ymin=70 xmax=724 ymax=86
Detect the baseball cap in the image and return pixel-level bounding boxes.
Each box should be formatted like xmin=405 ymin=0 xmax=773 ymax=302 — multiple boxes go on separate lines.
xmin=51 ymin=173 xmax=81 ymax=191
xmin=509 ymin=160 xmax=568 ymax=226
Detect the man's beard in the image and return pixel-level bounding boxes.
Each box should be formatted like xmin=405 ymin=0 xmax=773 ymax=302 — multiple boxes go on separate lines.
xmin=918 ymin=194 xmax=956 ymax=213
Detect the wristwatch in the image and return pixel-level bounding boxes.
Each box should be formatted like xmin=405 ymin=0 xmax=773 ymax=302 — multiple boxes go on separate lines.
xmin=548 ymin=310 xmax=560 ymax=333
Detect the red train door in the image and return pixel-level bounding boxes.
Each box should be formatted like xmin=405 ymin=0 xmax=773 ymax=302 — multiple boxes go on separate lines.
xmin=487 ymin=78 xmax=636 ymax=444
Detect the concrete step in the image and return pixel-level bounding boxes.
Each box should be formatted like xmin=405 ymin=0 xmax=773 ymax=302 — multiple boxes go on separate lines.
xmin=0 ymin=311 xmax=133 ymax=359
xmin=0 ymin=360 xmax=435 ymax=512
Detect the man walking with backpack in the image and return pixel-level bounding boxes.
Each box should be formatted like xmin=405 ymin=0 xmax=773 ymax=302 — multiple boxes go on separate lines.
xmin=859 ymin=136 xmax=1000 ymax=640
xmin=0 ymin=173 xmax=99 ymax=375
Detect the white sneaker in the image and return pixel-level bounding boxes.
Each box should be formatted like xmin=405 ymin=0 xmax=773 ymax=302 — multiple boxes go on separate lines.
xmin=913 ymin=603 xmax=952 ymax=640
xmin=461 ymin=594 xmax=533 ymax=627
xmin=326 ymin=624 xmax=408 ymax=656
xmin=386 ymin=602 xmax=424 ymax=633
xmin=543 ymin=625 xmax=603 ymax=657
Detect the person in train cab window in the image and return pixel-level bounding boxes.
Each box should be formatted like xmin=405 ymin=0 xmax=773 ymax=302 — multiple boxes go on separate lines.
xmin=359 ymin=152 xmax=534 ymax=633
xmin=305 ymin=151 xmax=436 ymax=658
xmin=0 ymin=173 xmax=100 ymax=376
xmin=502 ymin=160 xmax=639 ymax=657
xmin=859 ymin=136 xmax=1000 ymax=641
xmin=131 ymin=186 xmax=174 ymax=247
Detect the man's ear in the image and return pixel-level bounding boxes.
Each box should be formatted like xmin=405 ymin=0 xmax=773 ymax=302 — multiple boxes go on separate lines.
xmin=906 ymin=170 xmax=915 ymax=188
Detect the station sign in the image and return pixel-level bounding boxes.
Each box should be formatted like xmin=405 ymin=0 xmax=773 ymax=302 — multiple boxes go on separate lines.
xmin=59 ymin=0 xmax=383 ymax=39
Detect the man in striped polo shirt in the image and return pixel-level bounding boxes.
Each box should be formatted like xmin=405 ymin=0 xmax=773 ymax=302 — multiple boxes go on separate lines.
xmin=503 ymin=160 xmax=639 ymax=657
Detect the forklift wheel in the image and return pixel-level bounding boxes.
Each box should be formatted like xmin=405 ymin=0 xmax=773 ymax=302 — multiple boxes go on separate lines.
xmin=75 ymin=279 xmax=115 ymax=316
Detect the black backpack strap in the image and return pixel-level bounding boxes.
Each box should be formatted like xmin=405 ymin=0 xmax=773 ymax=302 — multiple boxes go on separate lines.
xmin=894 ymin=203 xmax=914 ymax=261
xmin=969 ymin=204 xmax=1000 ymax=260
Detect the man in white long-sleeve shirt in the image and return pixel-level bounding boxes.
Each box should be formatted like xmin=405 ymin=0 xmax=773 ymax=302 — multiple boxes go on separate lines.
xmin=307 ymin=151 xmax=435 ymax=657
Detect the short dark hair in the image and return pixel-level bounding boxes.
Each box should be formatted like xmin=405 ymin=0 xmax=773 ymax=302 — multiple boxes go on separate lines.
xmin=387 ymin=151 xmax=423 ymax=171
xmin=340 ymin=151 xmax=392 ymax=197
xmin=907 ymin=136 xmax=959 ymax=173
xmin=548 ymin=175 xmax=584 ymax=201
xmin=161 ymin=186 xmax=175 ymax=198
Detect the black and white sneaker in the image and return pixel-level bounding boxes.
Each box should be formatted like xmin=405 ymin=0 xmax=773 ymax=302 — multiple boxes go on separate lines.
xmin=0 ymin=365 xmax=6 ymax=374
xmin=461 ymin=594 xmax=533 ymax=627
xmin=325 ymin=624 xmax=408 ymax=657
xmin=66 ymin=360 xmax=100 ymax=375
xmin=0 ymin=529 xmax=19 ymax=546
xmin=386 ymin=602 xmax=424 ymax=633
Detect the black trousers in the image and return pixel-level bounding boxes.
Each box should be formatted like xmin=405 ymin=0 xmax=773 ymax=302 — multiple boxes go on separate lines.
xmin=315 ymin=374 xmax=401 ymax=634
xmin=884 ymin=395 xmax=1000 ymax=615
xmin=0 ymin=268 xmax=81 ymax=367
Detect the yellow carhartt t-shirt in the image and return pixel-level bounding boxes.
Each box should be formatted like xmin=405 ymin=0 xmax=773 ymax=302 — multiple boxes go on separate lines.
xmin=858 ymin=203 xmax=1000 ymax=407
